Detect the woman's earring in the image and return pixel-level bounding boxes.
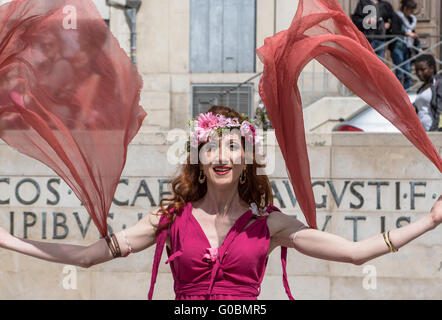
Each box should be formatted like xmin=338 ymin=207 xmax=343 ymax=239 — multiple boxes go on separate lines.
xmin=239 ymin=170 xmax=246 ymax=184
xmin=198 ymin=169 xmax=206 ymax=184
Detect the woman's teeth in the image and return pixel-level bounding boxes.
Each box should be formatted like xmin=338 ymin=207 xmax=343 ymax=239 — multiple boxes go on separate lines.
xmin=213 ymin=167 xmax=232 ymax=173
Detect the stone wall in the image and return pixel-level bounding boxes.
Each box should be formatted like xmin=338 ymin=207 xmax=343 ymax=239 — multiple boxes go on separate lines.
xmin=105 ymin=0 xmax=344 ymax=130
xmin=0 ymin=132 xmax=440 ymax=299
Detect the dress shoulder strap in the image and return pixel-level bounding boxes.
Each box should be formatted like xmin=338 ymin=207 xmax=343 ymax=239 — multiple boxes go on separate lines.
xmin=265 ymin=204 xmax=281 ymax=214
xmin=265 ymin=204 xmax=295 ymax=300
xmin=280 ymin=246 xmax=295 ymax=300
xmin=147 ymin=208 xmax=173 ymax=300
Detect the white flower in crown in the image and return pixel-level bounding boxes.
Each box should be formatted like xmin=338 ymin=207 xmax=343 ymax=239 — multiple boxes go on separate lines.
xmin=250 ymin=202 xmax=269 ymax=217
xmin=240 ymin=120 xmax=255 ymax=143
xmin=226 ymin=117 xmax=241 ymax=128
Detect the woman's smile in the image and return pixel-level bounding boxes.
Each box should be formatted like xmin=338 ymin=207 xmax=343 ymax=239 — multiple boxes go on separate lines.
xmin=213 ymin=165 xmax=232 ymax=176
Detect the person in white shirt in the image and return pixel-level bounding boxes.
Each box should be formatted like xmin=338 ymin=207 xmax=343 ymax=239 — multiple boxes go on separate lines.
xmin=413 ymin=54 xmax=441 ymax=131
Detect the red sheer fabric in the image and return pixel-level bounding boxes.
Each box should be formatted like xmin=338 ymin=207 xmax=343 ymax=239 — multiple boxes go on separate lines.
xmin=257 ymin=0 xmax=442 ymax=229
xmin=0 ymin=0 xmax=146 ymax=237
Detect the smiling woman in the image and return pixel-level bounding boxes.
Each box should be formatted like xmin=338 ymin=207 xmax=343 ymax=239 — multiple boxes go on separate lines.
xmin=1 ymin=0 xmax=442 ymax=301
xmin=1 ymin=106 xmax=441 ymax=300
xmin=145 ymin=106 xmax=307 ymax=300
xmin=157 ymin=106 xmax=273 ymax=238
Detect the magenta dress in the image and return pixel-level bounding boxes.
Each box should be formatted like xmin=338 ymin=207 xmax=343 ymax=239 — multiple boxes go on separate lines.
xmin=148 ymin=202 xmax=296 ymax=300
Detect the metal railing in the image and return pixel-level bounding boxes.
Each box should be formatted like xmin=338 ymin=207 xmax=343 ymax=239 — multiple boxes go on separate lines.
xmin=298 ymin=35 xmax=442 ymax=101
xmin=370 ymin=35 xmax=442 ymax=93
xmin=198 ymin=35 xmax=442 ymax=119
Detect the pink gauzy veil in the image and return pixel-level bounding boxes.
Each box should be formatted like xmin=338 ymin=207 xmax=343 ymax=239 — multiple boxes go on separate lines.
xmin=0 ymin=0 xmax=146 ymax=237
xmin=256 ymin=0 xmax=442 ymax=229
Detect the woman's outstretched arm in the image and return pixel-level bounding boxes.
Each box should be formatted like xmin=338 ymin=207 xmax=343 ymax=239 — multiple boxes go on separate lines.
xmin=0 ymin=208 xmax=162 ymax=268
xmin=269 ymin=196 xmax=441 ymax=265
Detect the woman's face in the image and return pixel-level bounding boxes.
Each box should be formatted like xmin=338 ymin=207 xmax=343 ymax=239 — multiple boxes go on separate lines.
xmin=199 ymin=130 xmax=247 ymax=188
xmin=415 ymin=61 xmax=434 ymax=83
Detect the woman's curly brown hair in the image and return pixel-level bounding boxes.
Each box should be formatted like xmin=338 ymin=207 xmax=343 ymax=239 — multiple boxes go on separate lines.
xmin=155 ymin=106 xmax=273 ymax=235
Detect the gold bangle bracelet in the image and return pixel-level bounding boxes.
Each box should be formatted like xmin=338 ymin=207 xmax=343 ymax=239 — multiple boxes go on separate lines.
xmin=382 ymin=231 xmax=393 ymax=252
xmin=105 ymin=235 xmax=117 ymax=258
xmin=387 ymin=230 xmax=398 ymax=252
xmin=111 ymin=233 xmax=121 ymax=257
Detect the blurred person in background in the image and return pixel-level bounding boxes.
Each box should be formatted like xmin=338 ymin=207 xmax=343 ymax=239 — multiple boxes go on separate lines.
xmin=352 ymin=0 xmax=395 ymax=59
xmin=389 ymin=0 xmax=419 ymax=90
xmin=413 ymin=54 xmax=442 ymax=131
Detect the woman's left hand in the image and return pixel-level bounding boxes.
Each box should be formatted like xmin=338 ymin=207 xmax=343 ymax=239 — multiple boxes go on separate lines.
xmin=429 ymin=195 xmax=442 ymax=228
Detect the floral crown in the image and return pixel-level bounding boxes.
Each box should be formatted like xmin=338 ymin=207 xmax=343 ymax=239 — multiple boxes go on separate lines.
xmin=185 ymin=111 xmax=263 ymax=153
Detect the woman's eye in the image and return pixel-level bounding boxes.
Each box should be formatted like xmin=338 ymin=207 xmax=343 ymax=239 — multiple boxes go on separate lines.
xmin=230 ymin=144 xmax=240 ymax=150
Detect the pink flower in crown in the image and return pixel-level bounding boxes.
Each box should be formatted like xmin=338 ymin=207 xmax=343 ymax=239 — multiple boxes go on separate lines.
xmin=191 ymin=112 xmax=221 ymax=146
xmin=249 ymin=123 xmax=256 ymax=135
xmin=189 ymin=112 xmax=258 ymax=148
xmin=197 ymin=127 xmax=212 ymax=144
xmin=240 ymin=121 xmax=255 ymax=143
xmin=197 ymin=112 xmax=218 ymax=130
xmin=203 ymin=247 xmax=219 ymax=263
xmin=215 ymin=114 xmax=228 ymax=128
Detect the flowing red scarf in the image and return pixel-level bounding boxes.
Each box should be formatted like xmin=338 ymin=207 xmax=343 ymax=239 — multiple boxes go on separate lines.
xmin=0 ymin=0 xmax=146 ymax=237
xmin=257 ymin=0 xmax=442 ymax=229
